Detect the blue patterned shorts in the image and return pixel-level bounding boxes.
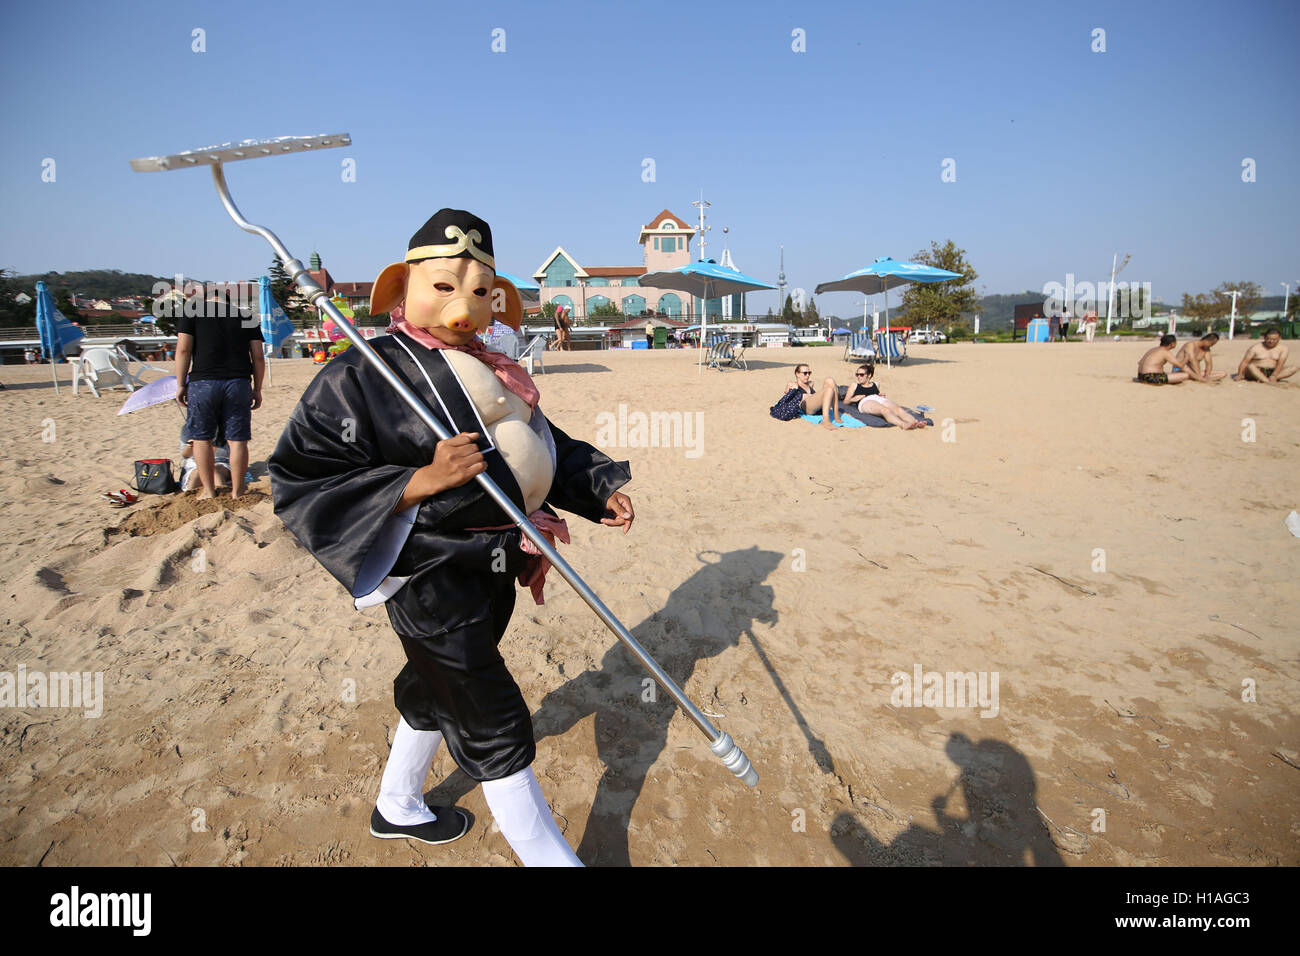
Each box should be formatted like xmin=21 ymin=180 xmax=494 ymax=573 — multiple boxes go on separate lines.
xmin=185 ymin=378 xmax=252 ymax=442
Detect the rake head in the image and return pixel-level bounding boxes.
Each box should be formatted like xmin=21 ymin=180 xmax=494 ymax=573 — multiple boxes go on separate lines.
xmin=130 ymin=133 xmax=350 ymax=172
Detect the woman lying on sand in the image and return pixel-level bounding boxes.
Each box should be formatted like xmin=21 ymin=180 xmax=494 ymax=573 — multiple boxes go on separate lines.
xmin=844 ymin=363 xmax=928 ymax=429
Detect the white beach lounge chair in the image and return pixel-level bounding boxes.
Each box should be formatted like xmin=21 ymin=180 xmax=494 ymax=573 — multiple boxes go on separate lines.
xmin=874 ymin=330 xmax=907 ymax=364
xmin=843 ymin=331 xmax=879 ymax=363
xmin=706 ymin=333 xmax=746 ymax=371
xmin=72 ymin=346 xmax=135 ymax=397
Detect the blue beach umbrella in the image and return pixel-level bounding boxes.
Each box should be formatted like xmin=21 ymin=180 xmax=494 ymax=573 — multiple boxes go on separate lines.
xmin=496 ymin=270 xmax=541 ymax=303
xmin=259 ymin=276 xmax=296 ymax=379
xmin=35 ymin=281 xmax=86 ymax=394
xmin=816 ymin=257 xmax=961 ymax=366
xmin=638 ymin=260 xmax=776 ymax=369
xmin=258 ymin=276 xmax=295 ymax=349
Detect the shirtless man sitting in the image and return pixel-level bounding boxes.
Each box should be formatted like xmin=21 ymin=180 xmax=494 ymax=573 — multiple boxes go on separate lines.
xmin=1233 ymin=327 xmax=1297 ymax=384
xmin=1173 ymin=332 xmax=1227 ymax=383
xmin=1136 ymin=333 xmax=1188 ymax=385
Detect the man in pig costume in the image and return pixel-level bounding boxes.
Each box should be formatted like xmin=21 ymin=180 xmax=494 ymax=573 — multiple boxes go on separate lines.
xmin=269 ymin=209 xmax=633 ymax=866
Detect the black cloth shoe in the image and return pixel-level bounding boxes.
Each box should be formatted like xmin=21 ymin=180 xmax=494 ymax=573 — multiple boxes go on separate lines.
xmin=369 ymin=805 xmax=470 ymax=845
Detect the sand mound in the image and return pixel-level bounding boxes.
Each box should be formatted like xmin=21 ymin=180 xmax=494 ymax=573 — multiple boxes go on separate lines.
xmin=107 ymin=483 xmax=273 ymax=540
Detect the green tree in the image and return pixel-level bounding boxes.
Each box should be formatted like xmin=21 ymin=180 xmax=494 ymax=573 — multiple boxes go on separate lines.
xmin=541 ymin=300 xmax=558 ymax=321
xmin=781 ymin=294 xmax=795 ymax=324
xmin=1215 ymin=281 xmax=1261 ymax=332
xmin=268 ymin=257 xmax=310 ymax=323
xmin=803 ymin=296 xmax=820 ymax=328
xmin=54 ymin=288 xmax=80 ymax=322
xmin=0 ymin=269 xmax=37 ymax=327
xmin=1182 ymin=282 xmax=1262 ymax=333
xmin=589 ymin=300 xmax=623 ymax=319
xmin=899 ymin=240 xmax=981 ymax=330
xmin=1179 ymin=292 xmax=1226 ymax=329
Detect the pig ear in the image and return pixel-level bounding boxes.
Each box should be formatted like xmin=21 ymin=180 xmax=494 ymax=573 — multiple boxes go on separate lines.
xmin=491 ymin=276 xmax=523 ymax=331
xmin=371 ymin=262 xmax=409 ymax=315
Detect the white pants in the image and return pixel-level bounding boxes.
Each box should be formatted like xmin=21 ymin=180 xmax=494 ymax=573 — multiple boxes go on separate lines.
xmin=377 ymin=716 xmax=582 ymax=867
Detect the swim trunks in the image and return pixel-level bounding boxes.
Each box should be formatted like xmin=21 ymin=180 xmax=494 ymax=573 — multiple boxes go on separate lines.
xmin=1138 ymin=372 xmax=1169 ymax=385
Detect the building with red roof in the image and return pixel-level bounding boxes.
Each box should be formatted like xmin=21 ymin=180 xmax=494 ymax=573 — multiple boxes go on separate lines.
xmin=532 ymin=210 xmax=696 ymax=321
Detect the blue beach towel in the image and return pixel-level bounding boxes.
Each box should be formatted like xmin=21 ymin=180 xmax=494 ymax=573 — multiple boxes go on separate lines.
xmin=800 ymin=414 xmax=866 ymax=428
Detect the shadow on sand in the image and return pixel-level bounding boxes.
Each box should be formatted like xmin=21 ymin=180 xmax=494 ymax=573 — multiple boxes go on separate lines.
xmin=537 ymin=362 xmax=612 ymax=374
xmin=424 ymin=546 xmax=784 ymax=866
xmin=830 ymin=732 xmax=1066 ymax=866
xmin=418 ymin=550 xmax=1062 ymax=867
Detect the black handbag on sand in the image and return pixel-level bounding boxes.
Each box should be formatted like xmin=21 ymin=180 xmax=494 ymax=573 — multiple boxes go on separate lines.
xmin=769 ymin=388 xmax=806 ymax=421
xmin=132 ymin=458 xmax=178 ymax=495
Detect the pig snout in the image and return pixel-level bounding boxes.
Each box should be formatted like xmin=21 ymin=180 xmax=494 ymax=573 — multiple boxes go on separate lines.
xmin=442 ymin=301 xmax=475 ymax=332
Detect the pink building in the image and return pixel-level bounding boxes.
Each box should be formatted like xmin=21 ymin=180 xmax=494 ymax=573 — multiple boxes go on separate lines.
xmin=534 ymin=210 xmax=696 ymax=321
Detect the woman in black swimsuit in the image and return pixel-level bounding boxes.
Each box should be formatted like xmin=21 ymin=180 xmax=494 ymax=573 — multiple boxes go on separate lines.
xmin=786 ymin=363 xmax=846 ymax=430
xmin=844 ymin=364 xmax=926 ymax=429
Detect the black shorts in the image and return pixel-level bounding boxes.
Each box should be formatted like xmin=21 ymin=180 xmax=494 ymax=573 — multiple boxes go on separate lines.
xmin=384 ymin=530 xmax=537 ymax=782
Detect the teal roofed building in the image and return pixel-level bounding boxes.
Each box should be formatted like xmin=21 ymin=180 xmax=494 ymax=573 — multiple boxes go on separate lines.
xmin=534 ymin=210 xmax=697 ymax=321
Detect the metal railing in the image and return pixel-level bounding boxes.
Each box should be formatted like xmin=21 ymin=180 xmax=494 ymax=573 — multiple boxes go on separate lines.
xmin=0 ymin=323 xmax=179 ymax=343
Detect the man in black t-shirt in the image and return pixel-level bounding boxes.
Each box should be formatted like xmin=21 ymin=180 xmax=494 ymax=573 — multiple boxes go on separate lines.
xmin=174 ymin=287 xmax=265 ymax=499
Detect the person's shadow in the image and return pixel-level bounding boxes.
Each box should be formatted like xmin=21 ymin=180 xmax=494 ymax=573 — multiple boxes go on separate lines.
xmin=525 ymin=546 xmax=784 ymax=866
xmin=832 ymin=732 xmax=1065 ymax=866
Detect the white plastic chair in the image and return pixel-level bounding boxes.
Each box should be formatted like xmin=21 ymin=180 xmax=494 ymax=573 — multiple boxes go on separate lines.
xmin=72 ymin=347 xmax=134 ymax=397
xmin=517 ymin=335 xmax=546 ymax=375
xmin=114 ymin=345 xmax=168 ymax=387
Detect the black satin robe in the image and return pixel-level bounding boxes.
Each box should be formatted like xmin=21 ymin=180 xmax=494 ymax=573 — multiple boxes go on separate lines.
xmin=268 ymin=331 xmax=630 ymax=780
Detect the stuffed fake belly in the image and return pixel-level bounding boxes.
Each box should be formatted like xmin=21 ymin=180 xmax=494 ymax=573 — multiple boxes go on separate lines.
xmin=487 ymin=414 xmax=554 ymax=514
xmin=443 ymin=347 xmax=555 ymax=514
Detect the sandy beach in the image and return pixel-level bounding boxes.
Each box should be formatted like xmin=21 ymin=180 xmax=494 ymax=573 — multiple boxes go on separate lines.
xmin=1 ymin=339 xmax=1296 ymax=867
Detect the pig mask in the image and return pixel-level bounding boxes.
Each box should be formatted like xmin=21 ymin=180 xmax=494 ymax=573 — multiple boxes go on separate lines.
xmin=370 ymin=208 xmax=523 ymax=347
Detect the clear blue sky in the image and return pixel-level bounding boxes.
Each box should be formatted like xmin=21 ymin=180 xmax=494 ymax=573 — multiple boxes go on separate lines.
xmin=1 ymin=0 xmax=1297 ymax=313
